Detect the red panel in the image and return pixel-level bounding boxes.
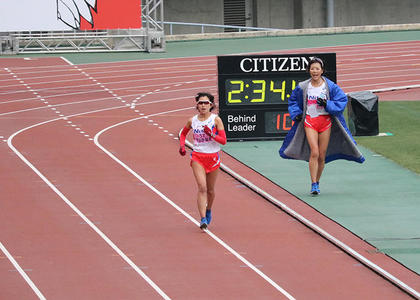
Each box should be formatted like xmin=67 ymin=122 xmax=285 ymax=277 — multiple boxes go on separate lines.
xmin=80 ymin=0 xmax=141 ymax=30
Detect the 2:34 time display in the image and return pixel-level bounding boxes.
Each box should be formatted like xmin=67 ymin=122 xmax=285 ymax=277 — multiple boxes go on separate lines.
xmin=225 ymin=78 xmax=300 ymax=105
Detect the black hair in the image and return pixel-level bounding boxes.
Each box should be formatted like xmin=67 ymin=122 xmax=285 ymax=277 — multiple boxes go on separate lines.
xmin=195 ymin=92 xmax=215 ymax=111
xmin=306 ymin=57 xmax=325 ymax=74
xmin=195 ymin=92 xmax=214 ymax=103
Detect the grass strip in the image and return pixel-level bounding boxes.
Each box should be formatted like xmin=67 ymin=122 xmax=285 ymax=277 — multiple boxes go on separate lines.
xmin=351 ymin=101 xmax=420 ymax=175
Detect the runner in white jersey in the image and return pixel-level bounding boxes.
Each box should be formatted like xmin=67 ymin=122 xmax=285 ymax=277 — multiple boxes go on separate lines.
xmin=303 ymin=58 xmax=332 ymax=195
xmin=191 ymin=113 xmax=221 ymax=153
xmin=304 ymin=80 xmax=332 ymax=134
xmin=179 ymin=92 xmax=227 ymax=230
xmin=306 ymin=81 xmax=329 ymax=118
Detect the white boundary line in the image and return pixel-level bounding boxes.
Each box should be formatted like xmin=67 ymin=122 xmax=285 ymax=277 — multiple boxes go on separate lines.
xmin=193 ymin=140 xmax=420 ymax=299
xmin=66 ymin=40 xmax=420 ymax=67
xmin=0 ymin=92 xmax=211 ymax=117
xmin=0 ymin=70 xmax=214 ymax=92
xmin=0 ymin=241 xmax=46 ymax=300
xmin=0 ymin=63 xmax=214 ymax=78
xmin=7 ymin=113 xmax=171 ymax=300
xmin=94 ymin=110 xmax=295 ymax=300
xmin=60 ymin=56 xmax=74 ymax=66
xmin=3 ymin=40 xmax=418 ymax=71
xmin=370 ymin=84 xmax=420 ymax=93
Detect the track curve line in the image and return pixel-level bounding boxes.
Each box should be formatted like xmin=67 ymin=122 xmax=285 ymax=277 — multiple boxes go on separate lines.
xmin=0 ymin=242 xmax=46 ymax=300
xmin=94 ymin=108 xmax=296 ymax=300
xmin=7 ymin=113 xmax=171 ymax=300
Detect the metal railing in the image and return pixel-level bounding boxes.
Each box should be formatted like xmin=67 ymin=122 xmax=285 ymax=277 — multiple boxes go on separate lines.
xmin=1 ymin=0 xmax=165 ymax=54
xmin=163 ymin=21 xmax=281 ymax=35
xmin=4 ymin=30 xmax=150 ymax=53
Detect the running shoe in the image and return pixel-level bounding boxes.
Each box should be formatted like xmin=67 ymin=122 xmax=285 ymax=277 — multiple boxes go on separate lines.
xmin=316 ymin=182 xmax=321 ymax=194
xmin=200 ymin=217 xmax=208 ymax=229
xmin=310 ymin=182 xmax=319 ymax=195
xmin=206 ymin=209 xmax=212 ymax=225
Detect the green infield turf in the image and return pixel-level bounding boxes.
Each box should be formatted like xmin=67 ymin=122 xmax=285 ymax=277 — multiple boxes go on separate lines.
xmin=352 ymin=101 xmax=420 ymax=175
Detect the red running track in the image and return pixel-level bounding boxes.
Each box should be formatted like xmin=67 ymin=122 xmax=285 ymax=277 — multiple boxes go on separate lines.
xmin=0 ymin=41 xmax=419 ymax=299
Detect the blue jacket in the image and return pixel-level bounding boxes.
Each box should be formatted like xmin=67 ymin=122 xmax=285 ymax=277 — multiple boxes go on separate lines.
xmin=279 ymin=77 xmax=365 ymax=163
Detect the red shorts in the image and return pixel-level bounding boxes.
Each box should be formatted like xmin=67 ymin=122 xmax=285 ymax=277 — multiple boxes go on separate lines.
xmin=191 ymin=152 xmax=221 ymax=173
xmin=304 ymin=115 xmax=332 ymax=133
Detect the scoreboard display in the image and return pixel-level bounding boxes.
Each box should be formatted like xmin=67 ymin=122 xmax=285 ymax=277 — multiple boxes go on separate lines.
xmin=217 ymin=53 xmax=336 ymax=140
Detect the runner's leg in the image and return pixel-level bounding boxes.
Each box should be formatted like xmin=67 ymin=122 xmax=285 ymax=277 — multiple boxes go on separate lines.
xmin=206 ymin=168 xmax=219 ymax=210
xmin=191 ymin=161 xmax=208 ymax=218
xmin=316 ymin=127 xmax=331 ymax=182
xmin=304 ymin=126 xmax=320 ymax=184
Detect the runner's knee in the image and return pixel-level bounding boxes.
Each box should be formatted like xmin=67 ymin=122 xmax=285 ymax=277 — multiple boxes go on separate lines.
xmin=207 ymin=189 xmax=215 ymax=198
xmin=310 ymin=148 xmax=320 ymax=159
xmin=197 ymin=184 xmax=207 ymax=194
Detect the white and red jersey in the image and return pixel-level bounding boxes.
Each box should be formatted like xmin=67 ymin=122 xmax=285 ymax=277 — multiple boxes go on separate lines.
xmin=306 ymin=81 xmax=329 ymax=118
xmin=191 ymin=114 xmax=220 ymax=153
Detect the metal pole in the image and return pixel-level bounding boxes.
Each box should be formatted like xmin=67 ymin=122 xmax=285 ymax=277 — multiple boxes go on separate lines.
xmin=160 ymin=0 xmax=164 ymax=31
xmin=327 ymin=0 xmax=334 ymax=27
xmin=145 ymin=0 xmax=150 ymax=51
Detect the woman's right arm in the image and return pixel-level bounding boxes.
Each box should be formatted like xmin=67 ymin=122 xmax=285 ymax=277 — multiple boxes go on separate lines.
xmin=179 ymin=119 xmax=192 ymax=156
xmin=288 ymin=86 xmax=303 ymax=121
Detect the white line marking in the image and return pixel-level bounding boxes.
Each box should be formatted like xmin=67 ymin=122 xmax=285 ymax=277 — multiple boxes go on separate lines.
xmin=94 ymin=110 xmax=295 ymax=300
xmin=345 ymin=79 xmax=420 ymax=90
xmin=370 ymin=84 xmax=420 ymax=93
xmin=0 ymin=242 xmax=46 ymax=300
xmin=60 ymin=57 xmax=74 ymax=66
xmin=0 ymin=94 xmax=194 ymax=117
xmin=7 ymin=120 xmax=171 ymax=300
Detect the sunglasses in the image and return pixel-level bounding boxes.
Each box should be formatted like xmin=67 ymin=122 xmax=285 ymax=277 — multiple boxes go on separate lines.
xmin=197 ymin=101 xmax=211 ymax=105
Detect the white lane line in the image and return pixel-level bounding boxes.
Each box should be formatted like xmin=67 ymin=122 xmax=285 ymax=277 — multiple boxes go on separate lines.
xmin=0 ymin=73 xmax=214 ymax=95
xmin=7 ymin=118 xmax=171 ymax=300
xmin=344 ymin=78 xmax=420 ymax=90
xmin=94 ymin=111 xmax=295 ymax=300
xmin=0 ymin=61 xmax=215 ymax=78
xmin=60 ymin=41 xmax=420 ymax=70
xmin=0 ymin=242 xmax=46 ymax=300
xmin=60 ymin=57 xmax=74 ymax=66
xmin=0 ymin=94 xmax=195 ymax=117
xmin=2 ymin=41 xmax=418 ymax=74
xmin=370 ymin=84 xmax=420 ymax=93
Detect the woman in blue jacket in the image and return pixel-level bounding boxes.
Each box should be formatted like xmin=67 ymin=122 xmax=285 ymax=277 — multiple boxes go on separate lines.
xmin=279 ymin=57 xmax=364 ymax=195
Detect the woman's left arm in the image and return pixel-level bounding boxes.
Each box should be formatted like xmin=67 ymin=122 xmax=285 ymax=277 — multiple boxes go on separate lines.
xmin=215 ymin=116 xmax=225 ymax=131
xmin=326 ymin=83 xmax=348 ymax=116
xmin=213 ymin=116 xmax=227 ymax=145
xmin=203 ymin=116 xmax=227 ymax=145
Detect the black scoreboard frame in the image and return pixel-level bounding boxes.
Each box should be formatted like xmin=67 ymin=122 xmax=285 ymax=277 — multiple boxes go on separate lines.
xmin=217 ymin=53 xmax=336 ymax=141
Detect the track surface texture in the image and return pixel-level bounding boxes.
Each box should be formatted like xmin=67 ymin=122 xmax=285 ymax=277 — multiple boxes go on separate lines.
xmin=1 ymin=41 xmax=419 ymax=299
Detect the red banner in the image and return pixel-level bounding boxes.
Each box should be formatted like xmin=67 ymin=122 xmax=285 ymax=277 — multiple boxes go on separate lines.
xmin=80 ymin=0 xmax=141 ymax=30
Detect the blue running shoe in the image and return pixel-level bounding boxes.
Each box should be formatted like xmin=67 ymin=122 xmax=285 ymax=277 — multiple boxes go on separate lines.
xmin=200 ymin=217 xmax=208 ymax=229
xmin=206 ymin=209 xmax=212 ymax=225
xmin=316 ymin=182 xmax=321 ymax=194
xmin=310 ymin=182 xmax=319 ymax=195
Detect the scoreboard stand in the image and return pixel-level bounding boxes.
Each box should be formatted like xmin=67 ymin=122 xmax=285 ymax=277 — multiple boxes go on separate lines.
xmin=217 ymin=54 xmax=336 ymax=140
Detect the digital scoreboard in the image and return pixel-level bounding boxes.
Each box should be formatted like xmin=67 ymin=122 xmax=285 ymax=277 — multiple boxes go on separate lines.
xmin=217 ymin=53 xmax=336 ymax=140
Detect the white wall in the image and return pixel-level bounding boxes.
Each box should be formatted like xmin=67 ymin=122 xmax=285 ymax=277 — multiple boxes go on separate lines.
xmin=0 ymin=0 xmax=70 ymax=31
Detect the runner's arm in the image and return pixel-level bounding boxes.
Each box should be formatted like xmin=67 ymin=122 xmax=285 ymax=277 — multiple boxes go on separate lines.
xmin=179 ymin=119 xmax=192 ymax=155
xmin=203 ymin=116 xmax=226 ymax=145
